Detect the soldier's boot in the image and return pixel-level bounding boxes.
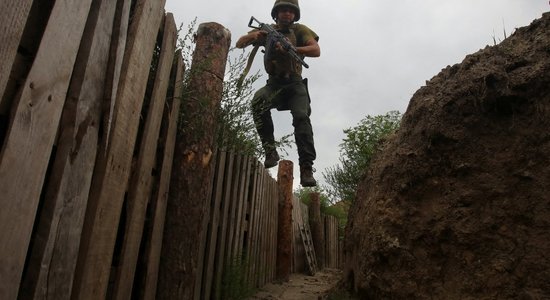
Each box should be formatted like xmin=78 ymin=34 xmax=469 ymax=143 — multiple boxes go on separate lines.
xmin=264 ymin=149 xmax=280 ymax=168
xmin=300 ymin=164 xmax=317 ymax=187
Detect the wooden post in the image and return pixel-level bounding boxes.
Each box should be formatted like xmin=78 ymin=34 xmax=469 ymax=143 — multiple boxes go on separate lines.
xmin=157 ymin=22 xmax=231 ymax=300
xmin=276 ymin=160 xmax=293 ymax=282
xmin=309 ymin=192 xmax=325 ymax=270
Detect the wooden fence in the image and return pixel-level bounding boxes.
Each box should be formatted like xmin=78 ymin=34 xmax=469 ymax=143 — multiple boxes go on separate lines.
xmin=291 ymin=197 xmax=343 ymax=272
xmin=0 ymin=1 xmax=342 ymax=299
xmin=194 ymin=150 xmax=279 ymax=300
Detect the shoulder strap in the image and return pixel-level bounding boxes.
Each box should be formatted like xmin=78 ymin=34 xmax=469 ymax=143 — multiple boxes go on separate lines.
xmin=236 ymin=44 xmax=260 ymax=94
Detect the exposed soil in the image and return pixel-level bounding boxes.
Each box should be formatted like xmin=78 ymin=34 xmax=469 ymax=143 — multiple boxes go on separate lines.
xmin=344 ymin=12 xmax=550 ymax=300
xmin=248 ymin=269 xmax=343 ymax=300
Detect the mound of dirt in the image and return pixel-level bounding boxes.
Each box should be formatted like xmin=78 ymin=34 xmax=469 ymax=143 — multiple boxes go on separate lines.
xmin=344 ymin=12 xmax=550 ymax=299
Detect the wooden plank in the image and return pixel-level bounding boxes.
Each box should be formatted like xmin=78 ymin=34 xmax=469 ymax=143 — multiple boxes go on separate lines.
xmin=193 ymin=148 xmax=219 ymax=300
xmin=141 ymin=51 xmax=185 ymax=300
xmin=220 ymin=153 xmax=242 ymax=298
xmin=263 ymin=173 xmax=273 ymax=284
xmin=257 ymin=171 xmax=268 ymax=286
xmin=0 ymin=1 xmax=94 ymax=299
xmin=0 ymin=0 xmax=33 ymax=108
xmin=201 ymin=151 xmax=227 ymax=300
xmin=230 ymin=155 xmax=245 ymax=260
xmin=271 ymin=180 xmax=278 ymax=280
xmin=244 ymin=161 xmax=260 ymax=286
xmin=71 ymin=0 xmax=166 ymax=298
xmin=18 ymin=0 xmax=119 ymax=298
xmin=112 ymin=13 xmax=177 ymax=300
xmin=269 ymin=180 xmax=275 ymax=280
xmin=212 ymin=151 xmax=235 ymax=300
xmin=224 ymin=154 xmax=242 ymax=265
xmin=231 ymin=155 xmax=250 ymax=261
xmin=100 ymin=0 xmax=131 ymax=155
xmin=250 ymin=166 xmax=265 ymax=287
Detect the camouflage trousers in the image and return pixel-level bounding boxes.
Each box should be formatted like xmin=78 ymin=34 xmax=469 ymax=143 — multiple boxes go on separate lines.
xmin=251 ymin=76 xmax=316 ymax=166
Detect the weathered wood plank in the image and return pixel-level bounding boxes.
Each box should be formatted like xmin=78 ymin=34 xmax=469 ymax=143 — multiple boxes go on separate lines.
xmin=244 ymin=161 xmax=260 ymax=286
xmin=0 ymin=1 xmax=94 ymax=299
xmin=233 ymin=156 xmax=252 ymax=259
xmin=220 ymin=153 xmax=242 ymax=298
xmin=223 ymin=154 xmax=242 ymax=268
xmin=255 ymin=171 xmax=266 ymax=287
xmin=100 ymin=0 xmax=132 ymax=155
xmin=111 ymin=13 xmax=177 ymax=300
xmin=193 ymin=149 xmax=219 ymax=300
xmin=71 ymin=0 xmax=166 ymax=298
xmin=249 ymin=165 xmax=265 ymax=286
xmin=212 ymin=152 xmax=235 ymax=299
xmin=0 ymin=0 xmax=33 ymax=108
xmin=17 ymin=0 xmax=119 ymax=298
xmin=270 ymin=180 xmax=278 ymax=280
xmin=141 ymin=51 xmax=185 ymax=300
xmin=201 ymin=150 xmax=227 ymax=300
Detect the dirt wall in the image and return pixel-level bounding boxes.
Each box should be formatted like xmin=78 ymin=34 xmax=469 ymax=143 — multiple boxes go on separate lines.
xmin=345 ymin=12 xmax=550 ymax=300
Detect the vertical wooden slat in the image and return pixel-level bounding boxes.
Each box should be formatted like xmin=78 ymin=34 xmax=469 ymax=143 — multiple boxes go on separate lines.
xmin=18 ymin=0 xmax=118 ymax=298
xmin=258 ymin=171 xmax=268 ymax=286
xmin=245 ymin=162 xmax=260 ymax=286
xmin=0 ymin=0 xmax=33 ymax=106
xmin=0 ymin=1 xmax=94 ymax=298
xmin=267 ymin=180 xmax=273 ymax=281
xmin=141 ymin=51 xmax=185 ymax=300
xmin=221 ymin=153 xmax=243 ymax=298
xmin=212 ymin=151 xmax=235 ymax=299
xmin=272 ymin=180 xmax=278 ymax=279
xmin=202 ymin=151 xmax=227 ymax=300
xmin=232 ymin=156 xmax=251 ymax=261
xmin=101 ymin=0 xmax=131 ymax=150
xmin=250 ymin=166 xmax=264 ymax=287
xmin=71 ymin=0 xmax=166 ymax=298
xmin=225 ymin=154 xmax=242 ymax=259
xmin=112 ymin=13 xmax=177 ymax=300
xmin=193 ymin=148 xmax=219 ymax=300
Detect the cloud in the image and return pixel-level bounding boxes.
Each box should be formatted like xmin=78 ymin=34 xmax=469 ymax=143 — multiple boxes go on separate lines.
xmin=165 ymin=0 xmax=548 ymax=191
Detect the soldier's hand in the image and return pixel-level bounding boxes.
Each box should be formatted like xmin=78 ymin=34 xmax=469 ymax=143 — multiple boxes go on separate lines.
xmin=254 ymin=30 xmax=267 ymax=41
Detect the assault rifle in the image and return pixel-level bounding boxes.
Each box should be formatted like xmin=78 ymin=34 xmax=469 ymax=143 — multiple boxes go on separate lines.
xmin=248 ymin=16 xmax=309 ymax=68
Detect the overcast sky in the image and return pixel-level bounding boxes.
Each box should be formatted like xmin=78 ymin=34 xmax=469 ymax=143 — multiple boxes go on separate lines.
xmin=165 ymin=0 xmax=548 ymax=191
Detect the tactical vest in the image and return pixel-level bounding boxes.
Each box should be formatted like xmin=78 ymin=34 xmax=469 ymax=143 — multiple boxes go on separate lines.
xmin=264 ymin=26 xmax=303 ymax=78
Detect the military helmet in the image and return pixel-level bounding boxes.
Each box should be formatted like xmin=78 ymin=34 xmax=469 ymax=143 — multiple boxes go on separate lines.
xmin=271 ymin=0 xmax=301 ymax=22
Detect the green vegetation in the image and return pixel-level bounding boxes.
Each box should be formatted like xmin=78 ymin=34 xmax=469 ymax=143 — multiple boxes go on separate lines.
xmin=323 ymin=111 xmax=402 ymax=204
xmin=221 ymin=256 xmax=257 ymax=300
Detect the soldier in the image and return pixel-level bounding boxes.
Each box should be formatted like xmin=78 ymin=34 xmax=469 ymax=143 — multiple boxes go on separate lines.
xmin=236 ymin=0 xmax=321 ymax=187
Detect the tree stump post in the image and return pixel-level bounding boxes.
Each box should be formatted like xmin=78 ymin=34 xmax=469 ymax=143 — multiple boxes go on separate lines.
xmin=156 ymin=22 xmax=231 ymax=300
xmin=276 ymin=160 xmax=293 ymax=282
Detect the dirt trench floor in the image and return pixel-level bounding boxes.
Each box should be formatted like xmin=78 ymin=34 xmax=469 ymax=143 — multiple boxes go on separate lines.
xmin=247 ymin=269 xmax=345 ymax=300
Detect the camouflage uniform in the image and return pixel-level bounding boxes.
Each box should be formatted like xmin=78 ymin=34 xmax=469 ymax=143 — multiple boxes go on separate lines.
xmin=252 ymin=23 xmax=319 ymax=168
